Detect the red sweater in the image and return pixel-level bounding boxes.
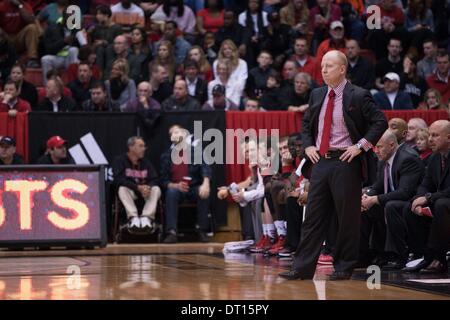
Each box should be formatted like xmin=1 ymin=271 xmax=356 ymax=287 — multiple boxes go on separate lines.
xmin=426 ymin=73 xmax=450 ymax=103
xmin=0 ymin=98 xmax=32 ymax=112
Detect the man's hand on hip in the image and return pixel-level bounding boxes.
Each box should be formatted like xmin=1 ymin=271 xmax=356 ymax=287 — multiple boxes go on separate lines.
xmin=340 ymin=145 xmax=362 ymax=163
xmin=305 ymin=146 xmax=320 ymax=163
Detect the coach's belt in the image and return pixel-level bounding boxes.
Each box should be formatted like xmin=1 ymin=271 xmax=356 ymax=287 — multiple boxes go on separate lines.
xmin=323 ymin=149 xmax=346 ymax=159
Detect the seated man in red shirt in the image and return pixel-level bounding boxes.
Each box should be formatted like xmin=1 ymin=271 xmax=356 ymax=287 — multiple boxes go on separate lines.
xmin=0 ymin=80 xmax=32 ymax=117
xmin=0 ymin=0 xmax=40 ymax=68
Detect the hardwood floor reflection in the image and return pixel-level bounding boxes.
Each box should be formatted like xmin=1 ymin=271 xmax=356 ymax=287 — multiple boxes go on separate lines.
xmin=0 ymin=244 xmax=448 ymax=300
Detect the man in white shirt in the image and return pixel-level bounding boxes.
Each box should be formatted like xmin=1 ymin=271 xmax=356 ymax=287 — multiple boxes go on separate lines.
xmin=373 ymin=72 xmax=414 ymax=110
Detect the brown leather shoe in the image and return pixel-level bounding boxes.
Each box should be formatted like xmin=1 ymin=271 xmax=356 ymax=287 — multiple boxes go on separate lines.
xmin=420 ymin=260 xmax=448 ymax=274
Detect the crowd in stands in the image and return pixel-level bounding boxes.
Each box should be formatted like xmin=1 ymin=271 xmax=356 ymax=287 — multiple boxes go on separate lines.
xmin=1 ymin=0 xmax=450 ymax=274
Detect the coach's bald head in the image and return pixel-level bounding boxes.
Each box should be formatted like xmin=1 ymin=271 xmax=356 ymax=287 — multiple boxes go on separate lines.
xmin=321 ymin=50 xmax=348 ymax=88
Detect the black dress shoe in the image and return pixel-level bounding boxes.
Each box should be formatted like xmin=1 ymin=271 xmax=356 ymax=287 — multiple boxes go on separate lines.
xmin=402 ymin=259 xmax=430 ymax=273
xmin=329 ymin=271 xmax=352 ymax=280
xmin=278 ymin=270 xmax=312 ymax=280
xmin=420 ymin=260 xmax=448 ymax=274
xmin=382 ymin=260 xmax=406 ymax=270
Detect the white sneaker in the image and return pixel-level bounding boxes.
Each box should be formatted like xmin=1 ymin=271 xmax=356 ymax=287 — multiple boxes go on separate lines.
xmin=128 ymin=216 xmax=141 ymax=233
xmin=140 ymin=216 xmax=153 ymax=233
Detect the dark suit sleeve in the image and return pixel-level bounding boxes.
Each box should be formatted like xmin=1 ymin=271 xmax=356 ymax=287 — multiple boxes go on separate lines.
xmin=368 ymin=162 xmax=384 ymax=195
xmin=360 ymin=89 xmax=388 ymax=146
xmin=377 ymin=156 xmax=424 ymax=206
xmin=416 ymin=155 xmax=437 ymax=197
xmin=301 ymin=92 xmax=316 ymax=149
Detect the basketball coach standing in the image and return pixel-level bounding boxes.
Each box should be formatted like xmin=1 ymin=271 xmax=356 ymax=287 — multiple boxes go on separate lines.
xmin=279 ymin=50 xmax=388 ymax=280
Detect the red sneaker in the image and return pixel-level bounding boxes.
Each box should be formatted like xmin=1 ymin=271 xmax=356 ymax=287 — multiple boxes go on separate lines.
xmin=318 ymin=254 xmax=334 ymax=265
xmin=249 ymin=235 xmax=273 ymax=253
xmin=267 ymin=235 xmax=286 ymax=255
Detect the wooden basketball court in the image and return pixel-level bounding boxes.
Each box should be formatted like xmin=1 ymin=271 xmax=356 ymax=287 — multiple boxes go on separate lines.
xmin=0 ymin=243 xmax=448 ymax=300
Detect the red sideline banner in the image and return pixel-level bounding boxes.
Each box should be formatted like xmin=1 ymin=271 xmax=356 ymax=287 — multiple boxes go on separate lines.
xmin=0 ymin=165 xmax=106 ymax=248
xmin=0 ymin=113 xmax=28 ymax=161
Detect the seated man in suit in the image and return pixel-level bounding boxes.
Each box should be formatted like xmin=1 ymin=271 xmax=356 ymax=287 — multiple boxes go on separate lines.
xmin=359 ymin=130 xmax=424 ymax=269
xmin=113 ymin=136 xmax=161 ymax=234
xmin=373 ymin=73 xmax=414 ymax=110
xmin=183 ymin=59 xmax=208 ymax=106
xmin=160 ymin=124 xmax=212 ymax=243
xmin=405 ymin=120 xmax=450 ymax=274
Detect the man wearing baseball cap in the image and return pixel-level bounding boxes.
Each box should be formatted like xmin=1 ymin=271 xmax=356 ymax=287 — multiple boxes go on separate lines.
xmin=0 ymin=136 xmax=24 ymax=165
xmin=36 ymin=135 xmax=75 ymax=164
xmin=202 ymin=84 xmax=238 ymax=111
xmin=316 ymin=20 xmax=347 ymax=65
xmin=374 ymin=72 xmax=414 ymax=110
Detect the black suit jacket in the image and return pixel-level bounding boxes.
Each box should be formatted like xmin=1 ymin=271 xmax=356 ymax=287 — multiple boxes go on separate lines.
xmin=302 ymin=82 xmax=388 ymax=181
xmin=189 ymin=78 xmax=208 ymax=105
xmin=416 ymin=151 xmax=450 ymax=203
xmin=368 ymin=146 xmax=424 ymax=206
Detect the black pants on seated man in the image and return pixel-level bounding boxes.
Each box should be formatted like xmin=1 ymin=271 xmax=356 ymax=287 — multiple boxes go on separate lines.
xmin=360 ymin=200 xmax=409 ymax=266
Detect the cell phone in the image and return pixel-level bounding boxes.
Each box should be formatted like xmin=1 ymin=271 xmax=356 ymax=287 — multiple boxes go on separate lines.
xmin=421 ymin=207 xmax=433 ymax=218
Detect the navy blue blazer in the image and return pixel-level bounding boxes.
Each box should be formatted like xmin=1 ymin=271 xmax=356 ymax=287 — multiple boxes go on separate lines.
xmin=373 ymin=90 xmax=414 ymax=110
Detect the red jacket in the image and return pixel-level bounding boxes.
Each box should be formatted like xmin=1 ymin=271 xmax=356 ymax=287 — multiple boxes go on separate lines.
xmin=426 ymin=73 xmax=450 ymax=103
xmin=0 ymin=98 xmax=32 ymax=113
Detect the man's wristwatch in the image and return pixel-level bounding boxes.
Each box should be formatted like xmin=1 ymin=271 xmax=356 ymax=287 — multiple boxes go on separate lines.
xmin=355 ymin=142 xmax=363 ymax=150
xmin=18 ymin=4 xmax=23 ymax=9
xmin=425 ymin=193 xmax=432 ymax=203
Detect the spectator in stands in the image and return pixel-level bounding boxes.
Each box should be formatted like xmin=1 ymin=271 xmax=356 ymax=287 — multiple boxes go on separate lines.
xmin=0 ymin=0 xmax=41 ymax=68
xmin=155 ymin=21 xmax=191 ymax=65
xmin=104 ymin=35 xmax=142 ymax=82
xmin=105 ymin=58 xmax=137 ymax=110
xmin=0 ymin=136 xmax=24 ymax=165
xmin=111 ymin=0 xmax=145 ymax=31
xmin=346 ymin=39 xmax=375 ymax=90
xmin=406 ymin=120 xmax=450 ymax=274
xmin=280 ymin=0 xmax=309 ymax=35
xmin=113 ymin=136 xmax=161 ymax=234
xmin=202 ymin=83 xmax=238 ymax=110
xmin=388 ymin=117 xmax=408 ymax=144
xmin=375 ymin=38 xmax=403 ymax=90
xmin=186 ymin=46 xmax=213 ymax=82
xmin=213 ymin=39 xmax=248 ymax=86
xmin=125 ymin=81 xmax=161 ymax=112
xmin=139 ymin=0 xmax=160 ymax=19
xmin=82 ymin=81 xmax=120 ymax=112
xmin=9 ymin=63 xmax=38 ymax=108
xmin=338 ymin=0 xmax=365 ymax=43
xmin=315 ymin=21 xmax=347 ymax=66
xmin=37 ymin=0 xmax=68 ymax=25
xmin=374 ymin=72 xmax=414 ymax=110
xmin=203 ymin=31 xmax=218 ymax=63
xmin=281 ymin=60 xmax=299 ymax=90
xmin=244 ymin=97 xmax=260 ymax=112
xmin=148 ymin=63 xmax=173 ymax=103
xmin=41 ymin=12 xmax=88 ymax=85
xmin=128 ymin=27 xmax=153 ymax=84
xmin=308 ymin=0 xmax=342 ymax=55
xmin=416 ymin=128 xmax=432 ymax=167
xmin=0 ymin=80 xmax=32 ymax=116
xmin=405 ymin=0 xmax=434 ymax=53
xmin=280 ymin=72 xmax=311 ymax=112
xmin=151 ymin=0 xmax=197 ymax=35
xmin=417 ymin=39 xmax=437 ymax=79
xmin=400 ymin=52 xmax=428 ymax=108
xmin=152 ymin=40 xmax=178 ymax=83
xmin=183 ymin=59 xmax=208 ymax=105
xmin=238 ymin=0 xmax=269 ymax=68
xmin=288 ymin=36 xmax=321 ymax=86
xmin=262 ymin=11 xmax=292 ymax=69
xmin=160 ymin=124 xmax=212 ymax=243
xmin=162 ymin=79 xmax=201 ymax=111
xmin=214 ymin=10 xmax=249 ymax=58
xmin=367 ymin=0 xmax=409 ymax=59
xmin=359 ymin=130 xmax=424 ymax=269
xmin=37 ymin=76 xmax=77 ymax=112
xmin=208 ymin=60 xmax=244 ymax=106
xmin=246 ymin=51 xmax=274 ymax=99
xmin=67 ymin=45 xmax=102 ymax=84
xmin=426 ymin=51 xmax=450 ymax=104
xmin=418 ymin=88 xmax=448 ymax=111
xmin=196 ymin=0 xmax=224 ymax=35
xmin=68 ymin=63 xmax=97 ymax=108
xmin=405 ymin=117 xmax=428 ymax=149
xmin=260 ymin=70 xmax=282 ymax=111
xmin=0 ymin=30 xmax=17 ymax=86
xmin=37 ymin=135 xmax=75 ymax=164
xmin=89 ymin=5 xmax=123 ymax=73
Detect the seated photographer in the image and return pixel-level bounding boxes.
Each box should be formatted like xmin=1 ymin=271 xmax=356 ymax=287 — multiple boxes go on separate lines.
xmin=160 ymin=125 xmax=212 ymax=243
xmin=112 ymin=136 xmax=161 ymax=234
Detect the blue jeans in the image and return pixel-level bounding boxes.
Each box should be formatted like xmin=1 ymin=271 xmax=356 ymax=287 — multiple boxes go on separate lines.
xmin=164 ymin=186 xmax=210 ymax=233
